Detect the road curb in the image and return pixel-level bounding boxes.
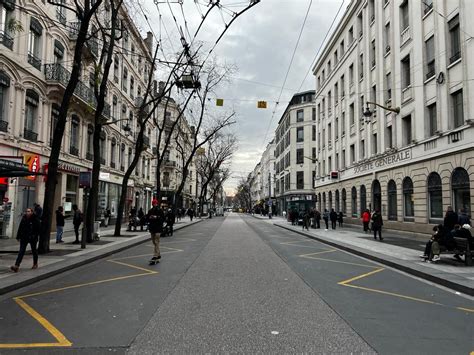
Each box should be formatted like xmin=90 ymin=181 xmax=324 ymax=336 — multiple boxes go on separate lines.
xmin=0 ymin=219 xmax=202 ymax=296
xmin=274 ymin=224 xmax=474 ymax=297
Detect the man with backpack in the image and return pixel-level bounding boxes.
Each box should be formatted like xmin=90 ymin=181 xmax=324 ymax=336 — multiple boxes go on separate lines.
xmin=72 ymin=204 xmax=83 ymax=244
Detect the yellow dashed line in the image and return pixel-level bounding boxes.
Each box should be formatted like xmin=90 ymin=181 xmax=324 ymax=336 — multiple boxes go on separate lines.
xmin=338 ymin=268 xmax=385 ymax=285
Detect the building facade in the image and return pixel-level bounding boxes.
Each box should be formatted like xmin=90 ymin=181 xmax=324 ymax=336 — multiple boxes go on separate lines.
xmin=274 ymin=90 xmax=316 ymax=215
xmin=0 ymin=1 xmax=157 ymax=237
xmin=312 ymin=0 xmax=474 ymax=234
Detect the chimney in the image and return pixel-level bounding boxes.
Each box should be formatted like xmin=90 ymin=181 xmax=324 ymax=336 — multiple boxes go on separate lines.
xmin=159 ymin=81 xmax=165 ymax=94
xmin=145 ymin=31 xmax=153 ymax=54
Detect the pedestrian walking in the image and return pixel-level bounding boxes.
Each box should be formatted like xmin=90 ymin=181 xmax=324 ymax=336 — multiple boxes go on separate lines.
xmin=55 ymin=206 xmax=65 ymax=243
xmin=187 ymin=208 xmax=194 ymax=221
xmin=104 ymin=207 xmax=111 ymax=227
xmin=302 ymin=210 xmax=310 ymax=231
xmin=166 ymin=208 xmax=175 ymax=236
xmin=362 ymin=209 xmax=371 ymax=233
xmin=10 ymin=208 xmax=41 ymax=272
xmin=323 ymin=209 xmax=329 ymax=230
xmin=147 ymin=200 xmax=165 ymax=264
xmin=338 ymin=211 xmax=344 ymax=227
xmin=72 ymin=204 xmax=83 ymax=244
xmin=137 ymin=207 xmax=145 ymax=231
xmin=330 ymin=209 xmax=337 ymax=230
xmin=371 ymin=209 xmax=383 ymax=241
xmin=315 ymin=210 xmax=321 ymax=228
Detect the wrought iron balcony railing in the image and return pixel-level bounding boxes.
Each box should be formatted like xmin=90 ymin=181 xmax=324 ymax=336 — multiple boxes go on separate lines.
xmin=0 ymin=31 xmax=13 ymax=50
xmin=44 ymin=63 xmax=110 ymax=119
xmin=24 ymin=129 xmax=38 ymax=142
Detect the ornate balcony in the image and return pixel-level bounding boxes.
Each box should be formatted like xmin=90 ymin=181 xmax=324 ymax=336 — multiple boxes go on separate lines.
xmin=44 ymin=63 xmax=110 ymax=120
xmin=24 ymin=129 xmax=38 ymax=142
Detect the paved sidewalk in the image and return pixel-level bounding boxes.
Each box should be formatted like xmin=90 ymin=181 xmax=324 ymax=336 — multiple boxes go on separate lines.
xmin=252 ymin=214 xmax=474 ymax=296
xmin=0 ymin=217 xmax=201 ymax=295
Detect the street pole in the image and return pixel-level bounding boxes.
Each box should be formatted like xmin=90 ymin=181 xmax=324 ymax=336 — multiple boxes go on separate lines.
xmin=81 ymin=187 xmax=88 ymax=249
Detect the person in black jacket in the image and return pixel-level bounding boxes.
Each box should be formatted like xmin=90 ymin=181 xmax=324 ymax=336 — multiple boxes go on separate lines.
xmin=11 ymin=208 xmax=41 ymax=272
xmin=147 ymin=201 xmax=165 ymax=262
xmin=444 ymin=206 xmax=458 ymax=233
xmin=55 ymin=206 xmax=65 ymax=243
xmin=330 ymin=209 xmax=338 ymax=229
xmin=371 ymin=210 xmax=384 ymax=241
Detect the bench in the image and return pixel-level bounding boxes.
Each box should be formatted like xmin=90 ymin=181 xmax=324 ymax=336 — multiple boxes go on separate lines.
xmin=438 ymin=237 xmax=473 ymax=266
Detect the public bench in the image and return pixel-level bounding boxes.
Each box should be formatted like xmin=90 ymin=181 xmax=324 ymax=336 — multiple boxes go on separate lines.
xmin=438 ymin=237 xmax=473 ymax=266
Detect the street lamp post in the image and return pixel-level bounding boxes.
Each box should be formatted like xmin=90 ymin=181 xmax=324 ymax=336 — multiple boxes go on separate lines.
xmin=363 ymin=101 xmax=400 ymax=122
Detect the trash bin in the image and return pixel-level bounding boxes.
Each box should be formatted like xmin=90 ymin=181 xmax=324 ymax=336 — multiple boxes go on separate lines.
xmin=93 ymin=221 xmax=101 ymax=240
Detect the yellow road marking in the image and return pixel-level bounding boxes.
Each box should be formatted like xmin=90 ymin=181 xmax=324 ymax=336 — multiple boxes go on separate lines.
xmin=338 ymin=268 xmax=385 ymax=285
xmin=457 ymin=307 xmax=474 ymax=313
xmin=108 ymin=259 xmax=157 ymax=273
xmin=299 ymin=249 xmax=337 ymax=257
xmin=301 ymin=255 xmax=379 ymax=269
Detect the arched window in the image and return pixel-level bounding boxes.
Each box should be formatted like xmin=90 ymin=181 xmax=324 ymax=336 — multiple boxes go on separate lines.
xmin=427 ymin=172 xmax=443 ymax=221
xmin=342 ymin=188 xmax=346 ymax=214
xmin=318 ymin=193 xmax=321 ymax=211
xmin=451 ymin=168 xmax=471 ymax=215
xmin=335 ymin=190 xmax=340 ymax=212
xmin=328 ymin=191 xmax=333 ymax=210
xmin=388 ymin=180 xmax=397 ymax=220
xmin=120 ymin=143 xmax=126 ymax=170
xmin=322 ymin=192 xmax=326 ymax=211
xmin=351 ymin=186 xmax=357 ymax=217
xmin=69 ymin=115 xmax=80 ymax=156
xmin=360 ymin=185 xmax=367 ymax=214
xmin=372 ymin=180 xmax=381 ymax=212
xmin=403 ymin=177 xmax=414 ymax=220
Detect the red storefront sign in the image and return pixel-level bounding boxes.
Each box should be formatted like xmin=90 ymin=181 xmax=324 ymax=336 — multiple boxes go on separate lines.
xmin=24 ymin=154 xmax=40 ymax=181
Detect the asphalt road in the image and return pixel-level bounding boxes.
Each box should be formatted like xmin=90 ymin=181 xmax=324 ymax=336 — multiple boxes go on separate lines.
xmin=0 ymin=213 xmax=472 ymax=354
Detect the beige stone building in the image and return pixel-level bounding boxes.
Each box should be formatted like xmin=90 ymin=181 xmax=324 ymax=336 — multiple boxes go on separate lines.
xmin=312 ymin=0 xmax=473 ymax=234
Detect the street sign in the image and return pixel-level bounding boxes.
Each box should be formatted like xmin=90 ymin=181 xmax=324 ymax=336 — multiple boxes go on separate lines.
xmin=79 ymin=171 xmax=92 ymax=188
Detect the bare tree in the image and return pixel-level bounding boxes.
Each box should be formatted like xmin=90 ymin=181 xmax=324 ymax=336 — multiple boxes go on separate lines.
xmin=40 ymin=0 xmax=105 ymax=253
xmin=234 ymin=178 xmax=252 ymax=212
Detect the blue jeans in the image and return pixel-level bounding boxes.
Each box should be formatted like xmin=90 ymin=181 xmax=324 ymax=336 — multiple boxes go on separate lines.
xmin=56 ymin=226 xmax=64 ymax=242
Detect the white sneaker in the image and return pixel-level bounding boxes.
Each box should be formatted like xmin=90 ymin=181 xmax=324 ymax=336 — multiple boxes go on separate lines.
xmin=431 ymin=255 xmax=441 ymax=262
xmin=419 ymin=254 xmax=428 ymax=259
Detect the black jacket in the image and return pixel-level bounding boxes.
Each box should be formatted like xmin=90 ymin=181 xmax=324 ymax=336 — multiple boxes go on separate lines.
xmin=56 ymin=210 xmax=65 ymax=227
xmin=371 ymin=212 xmax=383 ymax=229
xmin=444 ymin=211 xmax=458 ymax=232
xmin=330 ymin=211 xmax=338 ymax=222
xmin=147 ymin=207 xmax=164 ymax=233
xmin=17 ymin=215 xmax=41 ymax=242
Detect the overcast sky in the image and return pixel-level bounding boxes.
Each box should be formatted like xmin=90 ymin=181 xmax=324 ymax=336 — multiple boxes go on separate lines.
xmin=137 ymin=0 xmax=351 ymax=195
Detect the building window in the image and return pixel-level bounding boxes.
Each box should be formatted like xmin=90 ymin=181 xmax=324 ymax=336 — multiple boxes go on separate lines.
xmin=350 ymin=144 xmax=355 ymax=164
xmin=24 ymin=89 xmax=39 ymax=141
xmin=372 ymin=133 xmax=377 ymax=154
xmin=369 ymin=0 xmax=375 ymax=23
xmin=296 ymin=109 xmax=304 ymax=122
xmin=400 ymin=0 xmax=409 ymax=32
xmin=312 ymin=125 xmax=316 ymax=141
xmin=349 ymin=103 xmax=354 ymax=126
xmin=112 ymin=95 xmax=118 ymax=120
xmin=28 ymin=18 xmax=43 ymax=70
xmin=120 ymin=143 xmax=125 ymax=169
xmin=342 ymin=188 xmax=347 ymax=214
xmin=360 ymin=139 xmax=365 ymax=159
xmin=386 ymin=180 xmax=397 ymax=220
xmin=451 ymin=90 xmax=464 ymax=129
xmin=386 ymin=125 xmax=393 ymax=149
xmin=114 ymin=55 xmax=119 ymax=83
xmin=384 ymin=22 xmax=391 ymax=54
xmin=426 ymin=103 xmax=437 ymax=137
xmin=54 ymin=39 xmax=64 ymax=64
xmin=122 ymin=67 xmax=128 ymax=92
xmin=341 ymin=112 xmax=345 ymax=135
xmin=427 ymin=172 xmax=443 ymax=221
xmin=424 ymin=36 xmax=435 ymax=81
xmin=86 ymin=124 xmax=94 ymax=159
xmin=359 ymin=53 xmax=364 ymax=79
xmin=342 ymin=149 xmax=346 ymax=168
xmin=340 ymin=39 xmax=345 ymax=56
xmin=349 ymin=64 xmax=354 ymax=85
xmin=402 ymin=115 xmax=412 ymax=145
xmin=403 ymin=177 xmax=414 ymax=219
xmin=449 ymin=15 xmax=461 ymax=64
xmin=370 ymin=40 xmax=376 ymax=68
xmin=349 ymin=26 xmax=354 ymax=43
xmin=49 ymin=103 xmax=60 ymax=146
xmin=312 ymin=107 xmax=316 ymax=120
xmin=0 ymin=70 xmax=10 ymax=128
xmin=296 ymin=171 xmax=304 ymax=189
xmin=130 ymin=76 xmax=134 ymax=99
xmin=360 ymin=185 xmax=367 ymax=214
xmin=296 ymin=148 xmax=304 ymax=164
xmin=423 ymin=0 xmax=433 ymax=15
xmin=351 ymin=186 xmax=357 ymax=217
xmin=296 ymin=126 xmax=304 ymax=142
xmin=357 ymin=12 xmax=363 ymax=38
xmin=451 ymin=167 xmax=470 ymax=215
xmin=335 ymin=117 xmax=339 ymax=139
xmin=385 ymin=72 xmax=392 ymax=102
xmin=70 ymin=115 xmax=80 ymax=156
xmin=401 ymin=55 xmax=411 ymax=89
xmin=110 ymin=138 xmax=116 ymax=168
xmin=0 ymin=1 xmax=15 ymax=50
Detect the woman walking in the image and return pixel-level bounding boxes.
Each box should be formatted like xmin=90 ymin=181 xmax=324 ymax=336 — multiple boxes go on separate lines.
xmin=10 ymin=208 xmax=41 ymax=272
xmin=371 ymin=209 xmax=384 ymax=241
xmin=362 ymin=209 xmax=371 ymax=233
xmin=55 ymin=206 xmax=65 ymax=243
